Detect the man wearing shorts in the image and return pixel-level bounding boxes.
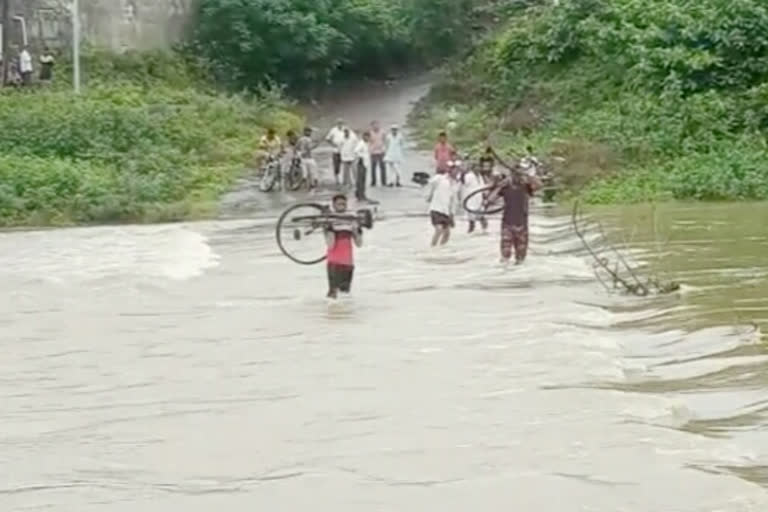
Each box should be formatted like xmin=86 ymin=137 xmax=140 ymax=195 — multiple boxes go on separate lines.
xmin=324 ymin=194 xmax=363 ymax=299
xmin=425 ymin=168 xmax=459 ymax=247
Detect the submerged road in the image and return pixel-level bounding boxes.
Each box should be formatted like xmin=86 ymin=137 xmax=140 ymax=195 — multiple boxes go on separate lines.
xmin=1 ymin=75 xmax=767 ymax=511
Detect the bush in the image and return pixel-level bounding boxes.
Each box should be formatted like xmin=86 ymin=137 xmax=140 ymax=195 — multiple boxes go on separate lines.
xmin=414 ymin=0 xmax=768 ymax=203
xmin=189 ymin=0 xmax=481 ymax=93
xmin=0 ymin=83 xmax=302 ymax=226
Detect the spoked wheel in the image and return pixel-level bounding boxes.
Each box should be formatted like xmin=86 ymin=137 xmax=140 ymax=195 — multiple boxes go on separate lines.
xmin=276 ymin=203 xmax=375 ymax=265
xmin=275 ymin=202 xmax=329 ymax=265
xmin=463 ymin=185 xmax=504 ymax=216
xmin=285 ymin=159 xmax=304 ymax=191
xmin=259 ymin=162 xmax=279 ymax=193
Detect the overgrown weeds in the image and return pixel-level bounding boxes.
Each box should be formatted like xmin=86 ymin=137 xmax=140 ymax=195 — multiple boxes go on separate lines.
xmin=411 ymin=0 xmax=768 ymax=203
xmin=0 ymin=69 xmax=301 ymax=226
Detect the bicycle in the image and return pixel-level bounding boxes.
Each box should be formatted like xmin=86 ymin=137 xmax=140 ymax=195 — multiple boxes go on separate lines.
xmin=283 ymin=155 xmax=303 ymax=191
xmin=258 ymin=155 xmax=283 ymax=193
xmin=275 ymin=202 xmax=375 ymax=265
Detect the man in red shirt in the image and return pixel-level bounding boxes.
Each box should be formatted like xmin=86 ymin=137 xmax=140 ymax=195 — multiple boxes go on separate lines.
xmin=324 ymin=194 xmax=363 ymax=299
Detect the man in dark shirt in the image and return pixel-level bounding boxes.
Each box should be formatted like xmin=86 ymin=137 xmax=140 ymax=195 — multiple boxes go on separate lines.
xmin=485 ymin=169 xmax=541 ymax=264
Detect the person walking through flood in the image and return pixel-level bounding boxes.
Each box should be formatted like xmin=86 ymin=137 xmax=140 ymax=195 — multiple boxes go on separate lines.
xmin=434 ymin=131 xmax=455 ymax=173
xmin=484 ymin=166 xmax=542 ymax=265
xmin=325 ymin=119 xmax=346 ymax=186
xmin=324 ymin=194 xmax=363 ymax=299
xmin=425 ymin=166 xmax=459 ymax=247
xmin=369 ymin=120 xmax=387 ymax=187
xmin=384 ymin=124 xmax=404 ymax=187
xmin=462 ymin=160 xmax=489 ymax=234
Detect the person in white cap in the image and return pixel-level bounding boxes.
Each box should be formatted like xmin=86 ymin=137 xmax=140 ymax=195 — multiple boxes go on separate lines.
xmin=384 ymin=124 xmax=404 ymax=187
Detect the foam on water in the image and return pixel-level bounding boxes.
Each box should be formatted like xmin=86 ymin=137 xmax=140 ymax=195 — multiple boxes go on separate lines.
xmin=0 ymin=224 xmax=219 ymax=283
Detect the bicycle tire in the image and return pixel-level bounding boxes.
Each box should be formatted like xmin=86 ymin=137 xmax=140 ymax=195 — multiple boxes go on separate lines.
xmin=259 ymin=163 xmax=278 ymax=192
xmin=286 ymin=160 xmax=304 ymax=191
xmin=275 ymin=202 xmax=328 ymax=265
xmin=463 ymin=185 xmax=504 ymax=215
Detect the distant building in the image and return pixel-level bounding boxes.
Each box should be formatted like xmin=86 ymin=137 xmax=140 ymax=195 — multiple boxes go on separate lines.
xmin=1 ymin=0 xmax=193 ymax=54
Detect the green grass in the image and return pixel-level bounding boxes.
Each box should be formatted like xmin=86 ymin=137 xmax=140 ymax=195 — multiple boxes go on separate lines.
xmin=0 ymin=51 xmax=302 ymax=227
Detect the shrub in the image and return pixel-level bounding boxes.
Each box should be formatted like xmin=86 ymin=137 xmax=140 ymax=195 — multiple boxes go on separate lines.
xmin=414 ymin=0 xmax=768 ymax=203
xmin=189 ymin=0 xmax=481 ymax=93
xmin=0 ymin=83 xmax=302 ymax=226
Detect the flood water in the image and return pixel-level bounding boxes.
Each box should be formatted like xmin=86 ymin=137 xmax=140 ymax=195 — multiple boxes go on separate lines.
xmin=1 ymin=77 xmax=767 ymax=511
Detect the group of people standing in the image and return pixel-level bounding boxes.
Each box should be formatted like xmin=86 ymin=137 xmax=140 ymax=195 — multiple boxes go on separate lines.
xmin=325 ymin=118 xmax=405 ymax=201
xmin=426 ymin=131 xmax=542 ymax=265
xmin=2 ymin=46 xmax=55 ymax=87
xmin=256 ymin=118 xmax=405 ymax=200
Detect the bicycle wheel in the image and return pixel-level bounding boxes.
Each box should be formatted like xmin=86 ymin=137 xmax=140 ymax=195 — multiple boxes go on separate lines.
xmin=463 ymin=185 xmax=504 ymax=216
xmin=259 ymin=163 xmax=277 ymax=192
xmin=275 ymin=202 xmax=328 ymax=265
xmin=286 ymin=159 xmax=304 ymax=191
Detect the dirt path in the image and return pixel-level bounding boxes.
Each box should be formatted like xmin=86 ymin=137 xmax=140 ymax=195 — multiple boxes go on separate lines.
xmin=218 ymin=74 xmax=434 ymax=218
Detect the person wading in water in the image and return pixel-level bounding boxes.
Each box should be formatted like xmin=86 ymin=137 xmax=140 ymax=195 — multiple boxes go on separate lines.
xmin=484 ymin=165 xmax=541 ymax=265
xmin=461 ymin=159 xmax=489 ymax=234
xmin=433 ymin=131 xmax=455 ymax=173
xmin=324 ymin=194 xmax=363 ymax=299
xmin=425 ymin=166 xmax=459 ymax=247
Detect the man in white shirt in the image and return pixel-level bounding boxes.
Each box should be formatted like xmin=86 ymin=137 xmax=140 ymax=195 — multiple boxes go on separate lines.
xmin=354 ymin=131 xmax=371 ymax=201
xmin=338 ymin=128 xmax=358 ymax=188
xmin=19 ymin=46 xmax=33 ymax=86
xmin=425 ymin=168 xmax=459 ymax=246
xmin=325 ymin=118 xmax=346 ymax=186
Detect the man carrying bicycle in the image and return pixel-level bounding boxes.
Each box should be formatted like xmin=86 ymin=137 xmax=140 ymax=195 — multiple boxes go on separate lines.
xmin=324 ymin=194 xmax=363 ymax=299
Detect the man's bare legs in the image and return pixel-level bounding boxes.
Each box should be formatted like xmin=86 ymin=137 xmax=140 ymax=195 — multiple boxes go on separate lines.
xmin=431 ymin=226 xmax=443 ymax=247
xmin=431 ymin=226 xmax=451 ymax=246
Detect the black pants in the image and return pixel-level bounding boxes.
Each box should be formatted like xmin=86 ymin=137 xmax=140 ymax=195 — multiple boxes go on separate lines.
xmin=332 ymin=152 xmax=341 ymax=177
xmin=327 ymin=263 xmax=354 ymax=297
xmin=370 ymin=154 xmax=386 ymax=186
xmin=355 ymin=160 xmax=367 ymax=200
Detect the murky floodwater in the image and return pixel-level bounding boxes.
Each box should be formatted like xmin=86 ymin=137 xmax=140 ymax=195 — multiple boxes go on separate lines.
xmin=1 ymin=77 xmax=767 ymax=511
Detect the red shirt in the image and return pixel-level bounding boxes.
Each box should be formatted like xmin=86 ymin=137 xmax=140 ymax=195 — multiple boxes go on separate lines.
xmin=327 ymin=231 xmax=354 ymax=265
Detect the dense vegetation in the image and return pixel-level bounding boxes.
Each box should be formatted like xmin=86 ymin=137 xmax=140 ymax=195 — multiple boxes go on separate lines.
xmin=0 ymin=50 xmax=300 ymax=226
xmin=189 ymin=0 xmax=484 ymax=93
xmin=412 ymin=0 xmax=768 ymax=202
xmin=0 ymin=0 xmax=501 ymax=227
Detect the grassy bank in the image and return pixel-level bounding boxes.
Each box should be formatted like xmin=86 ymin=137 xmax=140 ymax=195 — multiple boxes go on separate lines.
xmin=0 ymin=51 xmax=301 ymax=227
xmin=409 ymin=0 xmax=768 ymax=203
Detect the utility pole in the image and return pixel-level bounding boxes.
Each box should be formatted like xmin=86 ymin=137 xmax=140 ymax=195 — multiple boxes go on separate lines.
xmin=72 ymin=0 xmax=80 ymax=93
xmin=1 ymin=0 xmax=10 ymax=86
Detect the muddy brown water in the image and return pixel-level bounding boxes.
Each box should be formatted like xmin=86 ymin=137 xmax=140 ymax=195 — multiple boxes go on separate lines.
xmin=1 ymin=76 xmax=767 ymax=511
